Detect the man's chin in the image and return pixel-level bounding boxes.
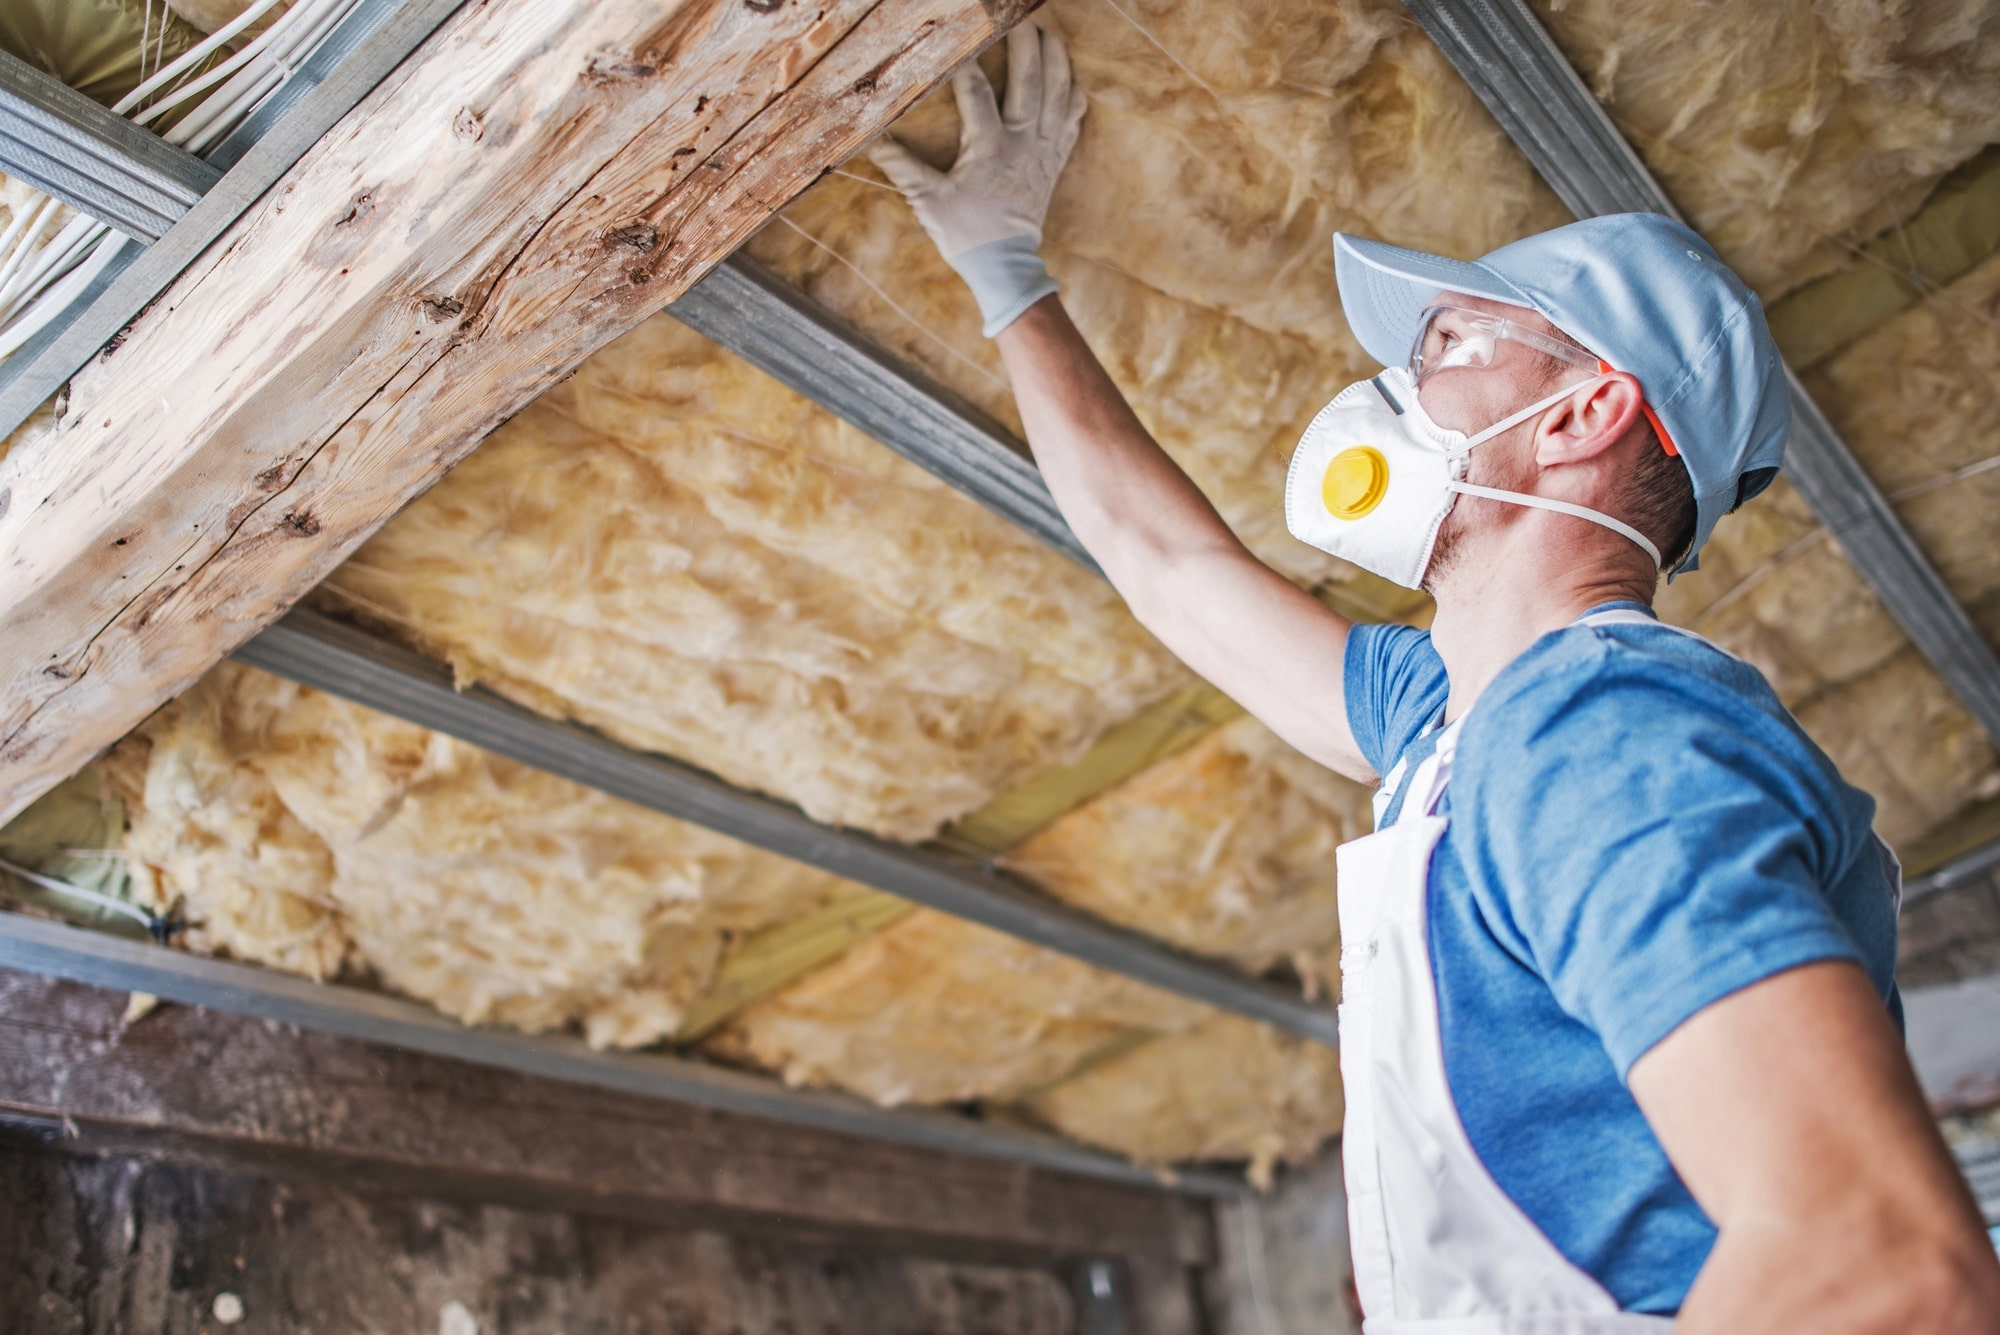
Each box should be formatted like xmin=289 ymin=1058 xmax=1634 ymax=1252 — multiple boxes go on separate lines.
xmin=1422 ymin=522 xmax=1463 ymax=593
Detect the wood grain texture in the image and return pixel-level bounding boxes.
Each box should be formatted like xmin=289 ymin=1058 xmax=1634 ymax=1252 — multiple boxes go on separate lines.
xmin=0 ymin=1148 xmax=1089 ymax=1334
xmin=0 ymin=0 xmax=1022 ymax=824
xmin=0 ymin=967 xmax=1213 ymax=1268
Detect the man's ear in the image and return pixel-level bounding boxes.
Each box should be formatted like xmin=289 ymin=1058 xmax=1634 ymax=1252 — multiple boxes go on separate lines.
xmin=1533 ymin=372 xmax=1645 ymax=466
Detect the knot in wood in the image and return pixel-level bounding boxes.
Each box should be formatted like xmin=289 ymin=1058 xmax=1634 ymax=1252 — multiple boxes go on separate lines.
xmin=743 ymin=0 xmax=785 ymax=11
xmin=608 ymin=223 xmax=660 ymax=252
xmin=282 ymin=511 xmax=322 ymax=537
xmin=585 ymin=53 xmax=658 ymax=83
xmin=336 ymin=194 xmax=374 ymax=228
xmin=421 ymin=295 xmax=466 ymax=322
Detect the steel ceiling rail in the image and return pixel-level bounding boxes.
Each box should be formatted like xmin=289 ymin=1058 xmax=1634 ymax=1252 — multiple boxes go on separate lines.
xmin=1903 ymin=837 xmax=2000 ymax=906
xmin=0 ymin=909 xmax=1246 ymax=1196
xmin=1401 ymin=0 xmax=2000 ymax=746
xmin=672 ymin=258 xmax=1094 ymax=570
xmin=0 ymin=53 xmax=220 ymax=242
xmin=234 ymin=610 xmax=1342 ymax=1047
xmin=0 ymin=0 xmax=467 ymax=440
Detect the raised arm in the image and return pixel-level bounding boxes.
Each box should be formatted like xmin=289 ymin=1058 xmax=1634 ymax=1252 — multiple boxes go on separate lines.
xmin=870 ymin=25 xmax=1370 ymax=780
xmin=1629 ymin=960 xmax=2000 ymax=1332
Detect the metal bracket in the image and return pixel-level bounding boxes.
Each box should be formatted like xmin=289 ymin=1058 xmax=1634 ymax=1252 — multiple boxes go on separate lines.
xmin=0 ymin=52 xmax=220 ymax=242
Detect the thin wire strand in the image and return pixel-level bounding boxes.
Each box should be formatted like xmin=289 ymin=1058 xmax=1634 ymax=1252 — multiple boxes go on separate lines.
xmin=0 ymin=855 xmax=160 ymax=934
xmin=770 ymin=215 xmax=1010 ymax=395
xmin=1233 ymin=1198 xmax=1286 ymax=1335
xmin=1093 ymin=0 xmax=1222 ymax=102
xmin=1890 ymin=452 xmax=2000 ymax=505
xmin=826 ymin=166 xmax=899 ymax=194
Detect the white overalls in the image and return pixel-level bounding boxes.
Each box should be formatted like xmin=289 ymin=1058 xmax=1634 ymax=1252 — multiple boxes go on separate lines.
xmin=1335 ymin=610 xmax=1687 ymax=1333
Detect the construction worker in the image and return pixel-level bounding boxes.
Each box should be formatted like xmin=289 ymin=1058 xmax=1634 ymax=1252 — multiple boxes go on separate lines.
xmin=870 ymin=24 xmax=2000 ymax=1332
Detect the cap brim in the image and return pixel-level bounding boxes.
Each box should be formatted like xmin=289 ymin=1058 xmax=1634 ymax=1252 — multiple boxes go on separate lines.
xmin=1333 ymin=234 xmax=1532 ymax=368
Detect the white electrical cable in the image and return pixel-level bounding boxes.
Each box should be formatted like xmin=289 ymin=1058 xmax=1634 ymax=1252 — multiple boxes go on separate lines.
xmin=0 ymin=0 xmax=363 ymax=362
xmin=0 ymin=235 xmax=129 ymax=360
xmin=111 ymin=0 xmax=294 ymax=116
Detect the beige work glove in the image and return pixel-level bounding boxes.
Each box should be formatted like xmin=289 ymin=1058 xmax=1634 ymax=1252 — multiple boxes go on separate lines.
xmin=869 ymin=23 xmax=1087 ymax=336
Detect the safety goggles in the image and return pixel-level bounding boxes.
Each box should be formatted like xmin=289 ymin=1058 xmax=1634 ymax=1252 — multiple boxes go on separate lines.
xmin=1407 ymin=304 xmax=1600 ymax=386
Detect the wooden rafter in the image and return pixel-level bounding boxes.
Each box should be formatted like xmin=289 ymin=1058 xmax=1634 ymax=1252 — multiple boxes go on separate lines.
xmin=0 ymin=0 xmax=1032 ymax=824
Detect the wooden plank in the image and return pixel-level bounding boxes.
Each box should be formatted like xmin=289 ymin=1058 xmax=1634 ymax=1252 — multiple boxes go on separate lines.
xmin=0 ymin=910 xmax=1247 ymax=1201
xmin=0 ymin=0 xmax=1032 ymax=826
xmin=0 ymin=964 xmax=1216 ymax=1267
xmin=0 ymin=1147 xmax=1093 ymax=1332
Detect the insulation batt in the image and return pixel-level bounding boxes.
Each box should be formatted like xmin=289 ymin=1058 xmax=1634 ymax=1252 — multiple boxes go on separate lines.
xmin=746 ymin=0 xmax=1557 ymax=602
xmin=112 ymin=664 xmax=848 ymax=1048
xmin=753 ymin=0 xmax=1994 ymax=849
xmin=710 ymin=715 xmax=1357 ymax=1159
xmin=702 ymin=909 xmax=1211 ymax=1106
xmin=1807 ymin=253 xmax=2000 ymax=641
xmin=328 ymin=317 xmax=1185 ymax=843
xmin=1535 ymin=0 xmax=2000 ymax=299
xmin=1020 ymin=1015 xmax=1345 ymax=1189
xmin=1004 ymin=714 xmax=1370 ymax=978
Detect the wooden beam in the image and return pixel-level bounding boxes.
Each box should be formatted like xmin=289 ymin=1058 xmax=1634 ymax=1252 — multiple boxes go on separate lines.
xmin=0 ymin=0 xmax=1029 ymax=825
xmin=0 ymin=909 xmax=1249 ymax=1199
xmin=0 ymin=964 xmax=1215 ymax=1265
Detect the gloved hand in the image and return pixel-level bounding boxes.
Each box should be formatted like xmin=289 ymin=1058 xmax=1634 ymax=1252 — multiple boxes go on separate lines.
xmin=869 ymin=23 xmax=1087 ymax=336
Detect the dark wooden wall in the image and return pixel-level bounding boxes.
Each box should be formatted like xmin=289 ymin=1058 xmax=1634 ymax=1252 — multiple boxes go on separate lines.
xmin=0 ymin=968 xmax=1215 ymax=1334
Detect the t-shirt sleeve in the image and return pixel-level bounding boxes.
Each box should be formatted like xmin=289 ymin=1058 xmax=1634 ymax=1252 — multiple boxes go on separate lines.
xmin=1344 ymin=622 xmax=1451 ymax=777
xmin=1453 ymin=636 xmax=1866 ymax=1076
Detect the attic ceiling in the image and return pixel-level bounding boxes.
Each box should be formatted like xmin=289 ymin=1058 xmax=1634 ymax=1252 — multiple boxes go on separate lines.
xmin=2 ymin=0 xmax=1998 ymax=1184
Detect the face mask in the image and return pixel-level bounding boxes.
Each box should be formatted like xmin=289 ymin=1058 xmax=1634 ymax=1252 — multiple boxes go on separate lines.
xmin=1283 ymin=366 xmax=1662 ymax=588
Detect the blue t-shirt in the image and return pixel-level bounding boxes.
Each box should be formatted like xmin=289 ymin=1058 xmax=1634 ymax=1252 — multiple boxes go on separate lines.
xmin=1344 ymin=603 xmax=1901 ymax=1315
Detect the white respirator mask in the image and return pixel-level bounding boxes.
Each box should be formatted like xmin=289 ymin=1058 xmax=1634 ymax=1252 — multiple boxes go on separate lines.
xmin=1283 ymin=366 xmax=1662 ymax=589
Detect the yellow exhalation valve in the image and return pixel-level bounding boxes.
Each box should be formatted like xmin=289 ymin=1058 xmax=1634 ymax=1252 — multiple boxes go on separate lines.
xmin=1322 ymin=446 xmax=1389 ymax=520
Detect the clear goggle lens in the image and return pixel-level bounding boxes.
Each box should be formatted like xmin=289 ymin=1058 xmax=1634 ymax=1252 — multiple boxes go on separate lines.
xmin=1407 ymin=304 xmax=1599 ymax=385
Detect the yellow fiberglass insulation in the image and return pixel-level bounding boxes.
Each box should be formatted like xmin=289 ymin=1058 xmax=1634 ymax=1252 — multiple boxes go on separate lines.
xmin=1003 ymin=714 xmax=1371 ymax=977
xmin=326 ymin=316 xmax=1185 ymax=844
xmin=1806 ymin=252 xmax=2000 ymax=636
xmin=702 ymin=909 xmax=1210 ymax=1106
xmin=1647 ymin=251 xmax=2000 ymax=848
xmin=1020 ymin=1015 xmax=1345 ymax=1186
xmin=746 ymin=0 xmax=1563 ymax=595
xmin=1652 ymin=478 xmax=1998 ymax=849
xmin=111 ymin=663 xmax=848 ymax=1048
xmin=1535 ymin=0 xmax=2000 ymax=299
xmin=742 ymin=0 xmax=2000 ymax=858
xmin=704 ymin=717 xmax=1360 ymax=1139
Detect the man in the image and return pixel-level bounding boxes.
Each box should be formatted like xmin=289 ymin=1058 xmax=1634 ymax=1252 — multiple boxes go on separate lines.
xmin=869 ymin=24 xmax=2000 ymax=1332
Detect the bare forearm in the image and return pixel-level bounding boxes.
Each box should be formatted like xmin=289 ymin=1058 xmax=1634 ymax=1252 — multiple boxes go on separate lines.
xmin=1678 ymin=1215 xmax=2000 ymax=1334
xmin=989 ymin=293 xmax=1369 ymax=777
xmin=1634 ymin=961 xmax=2000 ymax=1333
xmin=994 ymin=295 xmax=1240 ymax=584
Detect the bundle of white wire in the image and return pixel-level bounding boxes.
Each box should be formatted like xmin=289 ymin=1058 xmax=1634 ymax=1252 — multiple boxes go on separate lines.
xmin=0 ymin=0 xmax=362 ymax=363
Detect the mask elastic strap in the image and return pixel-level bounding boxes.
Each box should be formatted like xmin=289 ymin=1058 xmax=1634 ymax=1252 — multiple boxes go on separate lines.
xmin=1462 ymin=377 xmax=1603 ymax=448
xmin=1445 ymin=480 xmax=1662 ymax=569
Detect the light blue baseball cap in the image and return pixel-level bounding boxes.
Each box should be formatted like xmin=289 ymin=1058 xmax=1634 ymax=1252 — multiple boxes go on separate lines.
xmin=1332 ymin=213 xmax=1791 ymax=572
